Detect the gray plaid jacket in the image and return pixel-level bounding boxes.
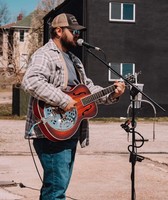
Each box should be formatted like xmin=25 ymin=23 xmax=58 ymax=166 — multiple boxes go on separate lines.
xmin=22 ymin=39 xmax=118 ymax=148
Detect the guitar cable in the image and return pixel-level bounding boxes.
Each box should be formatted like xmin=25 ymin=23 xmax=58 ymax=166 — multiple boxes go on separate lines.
xmin=28 ymin=137 xmax=43 ymax=183
xmin=16 ymin=137 xmax=43 ymax=192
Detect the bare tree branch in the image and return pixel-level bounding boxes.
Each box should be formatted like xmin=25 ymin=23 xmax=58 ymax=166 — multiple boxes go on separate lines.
xmin=28 ymin=0 xmax=65 ymax=57
xmin=0 ymin=1 xmax=11 ymax=25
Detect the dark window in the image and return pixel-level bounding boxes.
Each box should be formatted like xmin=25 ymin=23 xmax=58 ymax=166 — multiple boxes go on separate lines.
xmin=111 ymin=2 xmax=121 ymax=19
xmin=123 ymin=4 xmax=134 ymax=20
xmin=20 ymin=30 xmax=24 ymax=42
xmin=0 ymin=32 xmax=3 ymax=56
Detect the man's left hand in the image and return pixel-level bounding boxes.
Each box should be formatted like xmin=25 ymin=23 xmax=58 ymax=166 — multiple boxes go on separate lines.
xmin=112 ymin=81 xmax=125 ymax=99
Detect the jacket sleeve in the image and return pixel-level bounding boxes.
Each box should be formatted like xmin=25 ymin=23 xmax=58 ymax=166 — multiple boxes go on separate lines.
xmin=21 ymin=50 xmax=71 ymax=110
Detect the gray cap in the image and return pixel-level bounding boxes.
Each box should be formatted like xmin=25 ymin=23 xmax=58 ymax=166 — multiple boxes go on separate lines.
xmin=51 ymin=13 xmax=86 ymax=30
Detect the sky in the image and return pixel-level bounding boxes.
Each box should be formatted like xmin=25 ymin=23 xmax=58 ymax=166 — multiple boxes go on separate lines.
xmin=4 ymin=0 xmax=40 ymax=22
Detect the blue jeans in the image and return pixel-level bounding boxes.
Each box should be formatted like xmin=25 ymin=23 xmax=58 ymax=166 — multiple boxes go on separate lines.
xmin=33 ymin=138 xmax=78 ymax=200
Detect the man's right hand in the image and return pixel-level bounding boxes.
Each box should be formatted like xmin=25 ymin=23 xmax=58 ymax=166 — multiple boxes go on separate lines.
xmin=64 ymin=99 xmax=77 ymax=112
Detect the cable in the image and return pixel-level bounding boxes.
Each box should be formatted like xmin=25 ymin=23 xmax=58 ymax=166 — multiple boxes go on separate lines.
xmin=121 ymin=120 xmax=145 ymax=165
xmin=18 ymin=182 xmax=40 ymax=191
xmin=28 ymin=137 xmax=43 ymax=183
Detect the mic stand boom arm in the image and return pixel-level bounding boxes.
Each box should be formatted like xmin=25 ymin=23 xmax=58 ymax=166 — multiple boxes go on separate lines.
xmin=86 ymin=48 xmax=165 ymax=200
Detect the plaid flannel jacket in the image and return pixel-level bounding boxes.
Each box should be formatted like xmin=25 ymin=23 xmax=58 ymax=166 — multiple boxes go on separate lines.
xmin=22 ymin=39 xmax=118 ymax=148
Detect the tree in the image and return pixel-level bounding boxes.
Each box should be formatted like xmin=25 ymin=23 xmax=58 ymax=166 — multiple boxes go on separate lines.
xmin=0 ymin=0 xmax=65 ymax=87
xmin=28 ymin=0 xmax=65 ymax=56
xmin=38 ymin=0 xmax=64 ymax=11
xmin=0 ymin=28 xmax=24 ymax=87
xmin=0 ymin=1 xmax=10 ymax=26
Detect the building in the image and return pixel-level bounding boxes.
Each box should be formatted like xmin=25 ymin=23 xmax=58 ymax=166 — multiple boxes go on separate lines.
xmin=43 ymin=0 xmax=168 ymax=117
xmin=0 ymin=14 xmax=33 ymax=115
xmin=0 ymin=14 xmax=32 ymax=85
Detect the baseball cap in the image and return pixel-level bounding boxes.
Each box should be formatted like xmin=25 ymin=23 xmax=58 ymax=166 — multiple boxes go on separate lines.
xmin=51 ymin=13 xmax=86 ymax=31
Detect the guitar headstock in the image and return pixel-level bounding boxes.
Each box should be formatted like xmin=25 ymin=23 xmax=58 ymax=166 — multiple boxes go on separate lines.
xmin=124 ymin=71 xmax=141 ymax=84
xmin=125 ymin=74 xmax=135 ymax=83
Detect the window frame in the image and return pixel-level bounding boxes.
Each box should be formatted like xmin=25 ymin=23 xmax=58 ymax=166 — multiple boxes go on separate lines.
xmin=108 ymin=62 xmax=135 ymax=81
xmin=109 ymin=2 xmax=136 ymax=23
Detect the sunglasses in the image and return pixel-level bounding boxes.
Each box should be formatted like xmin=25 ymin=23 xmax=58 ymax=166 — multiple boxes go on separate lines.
xmin=69 ymin=29 xmax=81 ymax=35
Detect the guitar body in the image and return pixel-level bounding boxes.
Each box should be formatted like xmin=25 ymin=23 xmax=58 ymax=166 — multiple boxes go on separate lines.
xmin=33 ymin=84 xmax=98 ymax=141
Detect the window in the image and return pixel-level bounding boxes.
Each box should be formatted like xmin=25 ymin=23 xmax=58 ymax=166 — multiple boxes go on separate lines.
xmin=108 ymin=63 xmax=135 ymax=81
xmin=20 ymin=30 xmax=24 ymax=42
xmin=109 ymin=2 xmax=135 ymax=22
xmin=0 ymin=32 xmax=3 ymax=56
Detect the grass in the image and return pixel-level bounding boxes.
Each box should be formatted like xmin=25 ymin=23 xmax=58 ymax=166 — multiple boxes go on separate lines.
xmin=91 ymin=117 xmax=168 ymax=122
xmin=0 ymin=85 xmax=12 ymax=92
xmin=0 ymin=103 xmax=26 ymax=120
xmin=0 ymin=104 xmax=12 ymax=116
xmin=0 ymin=103 xmax=168 ymax=122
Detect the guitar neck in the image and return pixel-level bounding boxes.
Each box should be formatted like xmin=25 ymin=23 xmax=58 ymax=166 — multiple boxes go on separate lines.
xmin=82 ymin=85 xmax=116 ymax=106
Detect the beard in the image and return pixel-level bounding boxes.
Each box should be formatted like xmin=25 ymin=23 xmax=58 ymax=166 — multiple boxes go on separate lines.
xmin=60 ymin=34 xmax=77 ymax=51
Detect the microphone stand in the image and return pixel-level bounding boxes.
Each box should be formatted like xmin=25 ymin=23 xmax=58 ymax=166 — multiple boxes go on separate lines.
xmin=86 ymin=48 xmax=165 ymax=200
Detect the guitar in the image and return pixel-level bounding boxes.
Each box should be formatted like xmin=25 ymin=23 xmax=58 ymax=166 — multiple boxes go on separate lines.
xmin=33 ymin=75 xmax=134 ymax=141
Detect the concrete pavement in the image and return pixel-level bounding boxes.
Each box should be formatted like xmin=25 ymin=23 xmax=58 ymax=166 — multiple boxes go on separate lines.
xmin=0 ymin=119 xmax=168 ymax=200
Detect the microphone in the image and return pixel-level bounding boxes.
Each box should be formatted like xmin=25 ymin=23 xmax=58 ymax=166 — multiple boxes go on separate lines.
xmin=77 ymin=39 xmax=101 ymax=51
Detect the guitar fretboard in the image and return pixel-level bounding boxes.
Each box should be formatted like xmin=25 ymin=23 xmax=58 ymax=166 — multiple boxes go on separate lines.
xmin=82 ymin=85 xmax=116 ymax=106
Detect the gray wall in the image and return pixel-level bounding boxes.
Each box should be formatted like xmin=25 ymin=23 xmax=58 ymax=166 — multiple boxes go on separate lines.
xmin=86 ymin=0 xmax=168 ymax=117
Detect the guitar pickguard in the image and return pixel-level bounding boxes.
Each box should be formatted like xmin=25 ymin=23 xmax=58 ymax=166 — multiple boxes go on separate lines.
xmin=44 ymin=106 xmax=78 ymax=131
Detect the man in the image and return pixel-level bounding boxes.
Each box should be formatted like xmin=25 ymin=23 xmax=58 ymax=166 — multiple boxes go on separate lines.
xmin=22 ymin=13 xmax=125 ymax=200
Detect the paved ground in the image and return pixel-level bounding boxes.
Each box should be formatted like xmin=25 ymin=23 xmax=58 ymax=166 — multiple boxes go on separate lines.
xmin=0 ymin=119 xmax=168 ymax=200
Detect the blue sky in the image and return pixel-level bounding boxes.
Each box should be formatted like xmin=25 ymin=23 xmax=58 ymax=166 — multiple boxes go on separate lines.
xmin=4 ymin=0 xmax=40 ymax=22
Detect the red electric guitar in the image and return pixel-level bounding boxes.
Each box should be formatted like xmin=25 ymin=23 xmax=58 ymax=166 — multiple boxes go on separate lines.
xmin=33 ymin=75 xmax=134 ymax=141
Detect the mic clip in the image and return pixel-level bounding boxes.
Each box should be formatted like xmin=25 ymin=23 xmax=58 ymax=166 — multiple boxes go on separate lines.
xmin=129 ymin=152 xmax=145 ymax=163
xmin=121 ymin=119 xmax=131 ymax=133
